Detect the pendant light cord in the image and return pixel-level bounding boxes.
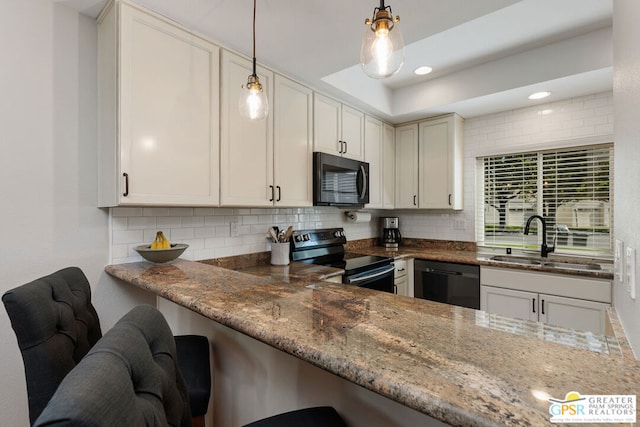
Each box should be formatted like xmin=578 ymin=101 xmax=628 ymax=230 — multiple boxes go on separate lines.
xmin=252 ymin=0 xmax=257 ymax=76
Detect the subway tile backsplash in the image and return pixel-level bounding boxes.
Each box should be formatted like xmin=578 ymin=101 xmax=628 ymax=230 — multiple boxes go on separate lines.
xmin=110 ymin=206 xmax=380 ymax=264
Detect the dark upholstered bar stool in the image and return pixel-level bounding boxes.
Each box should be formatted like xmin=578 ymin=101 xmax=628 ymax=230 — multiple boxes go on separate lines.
xmin=2 ymin=267 xmax=210 ymax=426
xmin=5 ymin=267 xmax=348 ymax=426
xmin=33 ymin=305 xmax=191 ymax=426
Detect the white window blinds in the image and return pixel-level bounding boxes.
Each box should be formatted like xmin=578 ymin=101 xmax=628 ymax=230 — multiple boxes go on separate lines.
xmin=479 ymin=144 xmax=613 ymax=254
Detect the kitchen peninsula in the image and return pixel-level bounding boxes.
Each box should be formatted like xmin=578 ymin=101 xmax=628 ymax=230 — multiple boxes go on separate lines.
xmin=106 ymin=258 xmax=638 ymax=426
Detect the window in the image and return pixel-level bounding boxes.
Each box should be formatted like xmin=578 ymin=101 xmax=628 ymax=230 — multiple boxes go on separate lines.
xmin=478 ymin=144 xmax=613 ymax=254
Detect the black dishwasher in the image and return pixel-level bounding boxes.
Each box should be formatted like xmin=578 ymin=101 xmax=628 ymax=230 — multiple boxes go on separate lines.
xmin=414 ymin=260 xmax=480 ymax=309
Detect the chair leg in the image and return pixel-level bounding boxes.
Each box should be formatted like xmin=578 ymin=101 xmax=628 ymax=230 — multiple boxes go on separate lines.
xmin=192 ymin=415 xmax=206 ymax=427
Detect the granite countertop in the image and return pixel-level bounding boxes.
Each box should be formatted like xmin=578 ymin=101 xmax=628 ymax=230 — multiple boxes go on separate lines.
xmin=105 ymin=258 xmax=638 ymax=427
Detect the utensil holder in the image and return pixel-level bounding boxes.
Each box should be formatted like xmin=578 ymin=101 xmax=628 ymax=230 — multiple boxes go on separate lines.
xmin=270 ymin=242 xmax=290 ymax=265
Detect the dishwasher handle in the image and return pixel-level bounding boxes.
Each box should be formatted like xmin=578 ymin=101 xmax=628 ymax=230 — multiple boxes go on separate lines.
xmin=422 ymin=268 xmax=462 ymax=276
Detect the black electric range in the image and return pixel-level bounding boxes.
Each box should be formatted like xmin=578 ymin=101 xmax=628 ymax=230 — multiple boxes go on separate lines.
xmin=290 ymin=228 xmax=395 ymax=293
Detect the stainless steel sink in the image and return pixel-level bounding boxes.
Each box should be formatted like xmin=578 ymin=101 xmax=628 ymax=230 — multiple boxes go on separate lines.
xmin=543 ymin=262 xmax=602 ymax=271
xmin=489 ymin=256 xmax=602 ymax=271
xmin=490 ymin=256 xmax=543 ymax=265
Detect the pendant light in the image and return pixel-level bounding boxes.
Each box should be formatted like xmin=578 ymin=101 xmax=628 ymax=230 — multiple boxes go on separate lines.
xmin=239 ymin=0 xmax=268 ymax=120
xmin=360 ymin=0 xmax=404 ymax=79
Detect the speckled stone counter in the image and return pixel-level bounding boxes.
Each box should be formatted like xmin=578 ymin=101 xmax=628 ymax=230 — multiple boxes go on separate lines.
xmin=105 ymin=259 xmax=638 ymax=427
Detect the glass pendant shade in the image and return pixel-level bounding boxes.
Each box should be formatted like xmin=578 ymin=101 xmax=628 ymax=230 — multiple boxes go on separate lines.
xmin=239 ymin=0 xmax=268 ymax=120
xmin=239 ymin=74 xmax=268 ymax=120
xmin=361 ymin=6 xmax=404 ymax=79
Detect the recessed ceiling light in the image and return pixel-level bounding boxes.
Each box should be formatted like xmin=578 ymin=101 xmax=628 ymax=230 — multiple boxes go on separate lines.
xmin=528 ymin=91 xmax=550 ymax=100
xmin=414 ymin=66 xmax=433 ymax=76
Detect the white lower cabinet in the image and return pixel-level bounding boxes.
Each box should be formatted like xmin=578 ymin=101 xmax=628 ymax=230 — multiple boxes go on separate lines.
xmin=394 ymin=259 xmax=409 ymax=296
xmin=480 ymin=266 xmax=611 ymax=334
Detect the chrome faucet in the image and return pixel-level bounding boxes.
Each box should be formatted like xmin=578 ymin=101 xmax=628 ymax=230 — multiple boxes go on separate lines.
xmin=524 ymin=215 xmax=555 ymax=258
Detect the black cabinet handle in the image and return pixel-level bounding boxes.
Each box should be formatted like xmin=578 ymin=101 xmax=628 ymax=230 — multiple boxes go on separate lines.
xmin=532 ymin=298 xmax=536 ymax=313
xmin=541 ymin=299 xmax=545 ymax=315
xmin=276 ymin=185 xmax=281 ymax=202
xmin=122 ymin=172 xmax=129 ymax=197
xmin=269 ymin=185 xmax=274 ymax=202
xmin=413 ymin=195 xmax=417 ymax=206
xmin=449 ymin=194 xmax=452 ymax=206
xmin=338 ymin=140 xmax=344 ymax=153
xmin=344 ymin=140 xmax=348 ymax=154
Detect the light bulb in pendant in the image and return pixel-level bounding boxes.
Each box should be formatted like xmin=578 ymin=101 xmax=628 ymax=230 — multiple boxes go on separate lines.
xmin=361 ymin=2 xmax=404 ymax=79
xmin=240 ymin=75 xmax=268 ymax=120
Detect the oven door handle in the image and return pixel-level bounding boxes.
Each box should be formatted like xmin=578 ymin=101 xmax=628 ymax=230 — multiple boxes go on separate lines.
xmin=348 ymin=265 xmax=395 ymax=283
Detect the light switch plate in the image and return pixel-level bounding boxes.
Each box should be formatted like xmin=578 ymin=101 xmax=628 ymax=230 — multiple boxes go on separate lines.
xmin=626 ymin=247 xmax=636 ymax=300
xmin=615 ymin=239 xmax=625 ymax=283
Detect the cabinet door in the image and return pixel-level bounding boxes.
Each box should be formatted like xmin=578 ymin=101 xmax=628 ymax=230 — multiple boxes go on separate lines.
xmin=273 ymin=75 xmax=313 ymax=207
xmin=364 ymin=115 xmax=383 ymax=208
xmin=116 ymin=3 xmax=220 ymax=206
xmin=418 ymin=114 xmax=463 ymax=210
xmin=395 ymin=124 xmax=419 ymax=209
xmin=313 ymin=93 xmax=341 ymax=156
xmin=341 ymin=105 xmax=365 ymax=161
xmin=481 ymin=285 xmax=538 ymax=322
xmin=419 ymin=117 xmax=450 ymax=209
xmin=382 ymin=123 xmax=396 ymax=209
xmin=540 ymin=294 xmax=609 ymax=335
xmin=220 ymin=50 xmax=274 ymax=206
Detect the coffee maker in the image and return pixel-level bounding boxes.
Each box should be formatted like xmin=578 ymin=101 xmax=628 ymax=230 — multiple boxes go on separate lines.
xmin=382 ymin=217 xmax=402 ymax=249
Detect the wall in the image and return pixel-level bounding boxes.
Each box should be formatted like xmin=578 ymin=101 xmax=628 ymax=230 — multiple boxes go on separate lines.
xmin=111 ymin=206 xmax=380 ymax=264
xmin=612 ymin=0 xmax=640 ymax=358
xmin=397 ymin=91 xmax=614 ymax=244
xmin=0 ymin=2 xmax=104 ymax=425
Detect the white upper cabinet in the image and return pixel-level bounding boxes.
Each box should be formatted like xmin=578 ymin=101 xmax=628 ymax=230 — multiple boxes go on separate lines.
xmin=220 ymin=50 xmax=274 ymax=206
xmin=382 ymin=123 xmax=396 ymax=209
xmin=394 ymin=114 xmax=463 ymax=210
xmin=365 ymin=115 xmax=383 ymax=208
xmin=365 ymin=116 xmax=395 ymax=209
xmin=418 ymin=114 xmax=464 ymax=210
xmin=313 ymin=93 xmax=364 ymax=161
xmin=220 ymin=50 xmax=312 ymax=207
xmin=395 ymin=123 xmax=419 ymax=209
xmin=98 ymin=0 xmax=220 ymax=206
xmin=273 ymin=75 xmax=313 ymax=207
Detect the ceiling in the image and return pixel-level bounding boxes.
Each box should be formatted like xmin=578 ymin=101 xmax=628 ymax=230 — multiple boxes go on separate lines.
xmin=60 ymin=0 xmax=613 ymax=124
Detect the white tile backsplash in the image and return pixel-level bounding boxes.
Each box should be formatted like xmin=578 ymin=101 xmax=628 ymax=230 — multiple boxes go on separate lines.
xmin=110 ymin=206 xmax=381 ymax=264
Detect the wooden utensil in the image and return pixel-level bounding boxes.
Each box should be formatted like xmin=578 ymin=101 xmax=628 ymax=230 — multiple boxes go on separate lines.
xmin=268 ymin=227 xmax=279 ymax=243
xmin=284 ymin=226 xmax=293 ymax=242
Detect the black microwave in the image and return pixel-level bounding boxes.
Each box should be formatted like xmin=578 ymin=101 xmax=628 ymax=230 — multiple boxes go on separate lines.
xmin=313 ymin=152 xmax=369 ymax=207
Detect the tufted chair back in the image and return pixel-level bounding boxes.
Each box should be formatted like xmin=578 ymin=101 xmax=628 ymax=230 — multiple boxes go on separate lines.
xmin=2 ymin=267 xmax=102 ymax=424
xmin=34 ymin=304 xmax=192 ymax=426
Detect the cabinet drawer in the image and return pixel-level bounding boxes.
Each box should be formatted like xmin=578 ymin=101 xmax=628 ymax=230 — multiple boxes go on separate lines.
xmin=394 ymin=259 xmax=407 ymax=278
